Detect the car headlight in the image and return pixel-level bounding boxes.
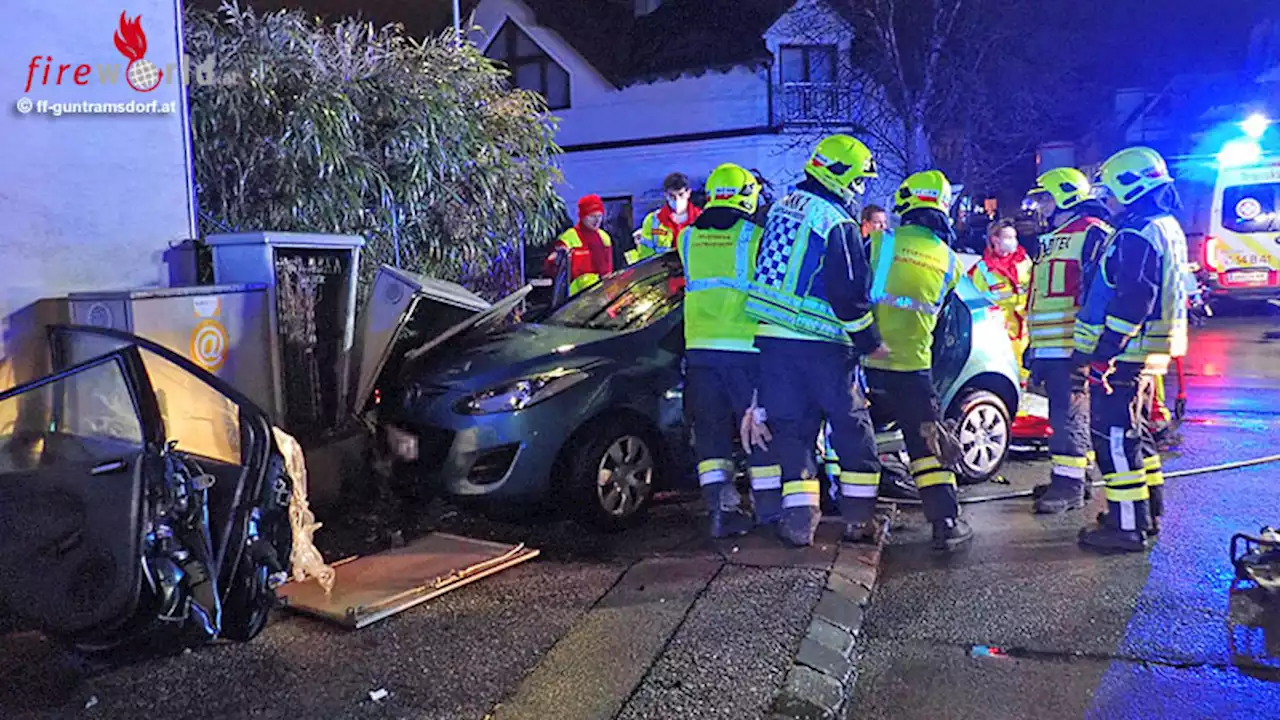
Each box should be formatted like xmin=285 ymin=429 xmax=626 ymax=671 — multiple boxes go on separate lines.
xmin=456 ymin=369 xmax=589 ymax=415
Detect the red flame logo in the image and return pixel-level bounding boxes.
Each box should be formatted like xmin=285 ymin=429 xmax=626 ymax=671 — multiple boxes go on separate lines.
xmin=113 ymin=12 xmax=148 ymax=61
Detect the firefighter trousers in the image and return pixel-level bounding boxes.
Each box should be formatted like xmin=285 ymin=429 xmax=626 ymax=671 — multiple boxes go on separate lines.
xmin=684 ymin=350 xmax=757 ymax=511
xmin=1033 ymin=358 xmax=1094 ymax=486
xmin=750 ymin=338 xmax=881 ymax=525
xmin=1090 ymin=362 xmax=1163 ymax=533
xmin=865 ymin=368 xmax=959 ymax=522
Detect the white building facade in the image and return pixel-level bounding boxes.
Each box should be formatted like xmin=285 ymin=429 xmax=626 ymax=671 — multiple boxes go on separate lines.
xmin=0 ymin=0 xmax=196 ymax=367
xmin=468 ymin=0 xmax=906 ymax=242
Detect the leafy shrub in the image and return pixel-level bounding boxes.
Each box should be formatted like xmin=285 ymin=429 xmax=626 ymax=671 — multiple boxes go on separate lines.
xmin=185 ymin=1 xmax=567 ymax=301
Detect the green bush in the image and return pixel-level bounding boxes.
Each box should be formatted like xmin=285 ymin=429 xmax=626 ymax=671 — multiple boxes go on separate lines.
xmin=185 ymin=1 xmax=567 ymax=301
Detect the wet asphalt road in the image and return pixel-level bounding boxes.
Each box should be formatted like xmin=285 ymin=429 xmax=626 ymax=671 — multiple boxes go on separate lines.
xmin=0 ymin=484 xmax=839 ymax=720
xmin=850 ymin=317 xmax=1280 ymax=720
xmin=5 ymin=317 xmax=1279 ymax=720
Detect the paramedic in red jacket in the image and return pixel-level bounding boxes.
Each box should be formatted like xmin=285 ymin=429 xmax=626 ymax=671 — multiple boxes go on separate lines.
xmin=545 ymin=194 xmax=614 ymax=298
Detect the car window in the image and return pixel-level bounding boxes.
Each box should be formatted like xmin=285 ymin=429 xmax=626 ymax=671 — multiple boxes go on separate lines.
xmin=52 ymin=329 xmax=242 ymax=465
xmin=0 ymin=358 xmax=143 ymax=474
xmin=1222 ymin=183 xmax=1280 ymax=233
xmin=542 ymin=256 xmax=685 ymax=331
xmin=140 ymin=350 xmax=242 ymax=465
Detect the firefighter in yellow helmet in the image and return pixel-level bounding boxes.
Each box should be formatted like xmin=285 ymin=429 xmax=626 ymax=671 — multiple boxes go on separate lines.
xmin=679 ymin=163 xmax=764 ymax=539
xmin=864 ymin=170 xmax=973 ymax=552
xmin=1074 ymin=147 xmax=1189 ymax=553
xmin=742 ymin=134 xmax=883 ymax=548
xmin=1024 ymin=167 xmax=1113 ymax=514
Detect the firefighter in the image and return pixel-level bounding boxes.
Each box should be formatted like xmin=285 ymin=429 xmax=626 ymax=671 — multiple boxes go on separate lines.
xmin=1023 ymin=168 xmax=1113 ymax=514
xmin=864 ymin=170 xmax=972 ymax=552
xmin=629 ymin=173 xmax=701 ymax=263
xmin=743 ymin=134 xmax=883 ymax=548
xmin=969 ymin=218 xmax=1033 ymax=382
xmin=679 ymin=163 xmax=765 ymax=539
xmin=545 ymin=194 xmax=614 ymax=301
xmin=1074 ymin=147 xmax=1189 ymax=553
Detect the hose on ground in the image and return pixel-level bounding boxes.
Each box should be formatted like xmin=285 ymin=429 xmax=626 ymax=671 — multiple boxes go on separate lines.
xmin=883 ymin=452 xmax=1280 ymax=507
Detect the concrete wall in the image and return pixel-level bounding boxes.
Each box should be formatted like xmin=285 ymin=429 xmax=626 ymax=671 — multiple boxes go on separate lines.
xmin=0 ymin=0 xmax=195 ymax=368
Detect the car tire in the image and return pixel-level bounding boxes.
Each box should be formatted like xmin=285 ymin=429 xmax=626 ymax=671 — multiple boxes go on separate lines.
xmin=564 ymin=418 xmax=658 ymax=533
xmin=947 ymin=389 xmax=1011 ymax=485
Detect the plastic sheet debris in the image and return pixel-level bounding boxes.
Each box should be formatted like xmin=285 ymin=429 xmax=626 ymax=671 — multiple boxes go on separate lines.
xmin=969 ymin=645 xmax=1009 ymax=658
xmin=85 ymin=696 xmax=99 ymax=710
xmin=369 ymin=688 xmax=390 ymax=702
xmin=273 ymin=427 xmax=336 ymax=595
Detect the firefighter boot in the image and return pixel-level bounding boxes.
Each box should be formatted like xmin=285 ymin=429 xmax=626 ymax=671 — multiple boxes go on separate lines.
xmin=752 ymin=489 xmax=783 ymax=526
xmin=840 ymin=494 xmax=884 ymax=544
xmin=1080 ymin=503 xmax=1150 ymax=553
xmin=932 ymin=518 xmax=974 ymax=552
xmin=778 ymin=505 xmax=822 ymax=547
xmin=844 ymin=514 xmax=890 ymax=545
xmin=702 ymin=484 xmax=752 ymax=539
xmin=1034 ymin=477 xmax=1087 ymax=514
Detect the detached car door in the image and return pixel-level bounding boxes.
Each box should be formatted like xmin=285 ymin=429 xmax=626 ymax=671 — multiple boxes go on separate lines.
xmin=47 ymin=325 xmax=289 ymax=644
xmin=0 ymin=344 xmax=165 ymax=640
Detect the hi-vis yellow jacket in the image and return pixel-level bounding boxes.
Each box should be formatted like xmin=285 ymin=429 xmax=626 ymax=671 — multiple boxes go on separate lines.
xmin=1026 ymin=215 xmax=1112 ymax=360
xmin=864 ymin=224 xmax=960 ymax=372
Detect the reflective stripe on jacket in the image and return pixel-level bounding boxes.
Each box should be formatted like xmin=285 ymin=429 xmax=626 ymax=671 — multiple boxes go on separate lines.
xmin=1026 ymin=216 xmax=1112 ymax=359
xmin=679 ymin=220 xmax=763 ymax=353
xmin=864 ymin=224 xmax=960 ymax=372
xmin=558 ymin=227 xmax=613 ymax=296
xmin=745 ymin=189 xmax=871 ymax=346
xmin=1074 ymin=214 xmax=1189 ymax=373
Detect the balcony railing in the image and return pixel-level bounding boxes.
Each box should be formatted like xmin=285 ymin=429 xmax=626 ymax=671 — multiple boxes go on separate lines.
xmin=774 ymin=82 xmax=856 ymax=127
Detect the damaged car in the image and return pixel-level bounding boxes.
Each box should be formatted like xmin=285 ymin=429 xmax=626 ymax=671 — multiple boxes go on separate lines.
xmin=372 ymin=252 xmax=1022 ymax=532
xmin=0 ymin=326 xmax=304 ymax=655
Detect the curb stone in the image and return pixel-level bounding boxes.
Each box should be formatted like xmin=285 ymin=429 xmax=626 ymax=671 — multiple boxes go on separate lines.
xmin=768 ymin=512 xmax=891 ymax=720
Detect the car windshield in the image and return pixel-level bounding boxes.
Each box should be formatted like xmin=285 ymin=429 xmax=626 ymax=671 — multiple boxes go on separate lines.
xmin=1223 ymin=183 xmax=1280 ymax=233
xmin=542 ymin=255 xmax=685 ymax=331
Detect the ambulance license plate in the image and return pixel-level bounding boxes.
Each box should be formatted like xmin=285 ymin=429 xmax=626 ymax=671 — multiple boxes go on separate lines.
xmin=1228 ymin=270 xmax=1270 ymax=286
xmin=386 ymin=426 xmax=419 ymax=461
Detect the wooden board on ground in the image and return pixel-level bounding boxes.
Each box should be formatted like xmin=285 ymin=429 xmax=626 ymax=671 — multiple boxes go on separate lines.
xmin=278 ymin=532 xmax=539 ymax=629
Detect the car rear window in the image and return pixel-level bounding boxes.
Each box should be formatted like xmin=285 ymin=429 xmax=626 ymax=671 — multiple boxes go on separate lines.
xmin=1222 ymin=183 xmax=1280 ymax=233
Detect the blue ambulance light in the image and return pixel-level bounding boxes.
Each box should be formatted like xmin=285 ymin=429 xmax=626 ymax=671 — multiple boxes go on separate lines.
xmin=1242 ymin=113 xmax=1270 ymax=140
xmin=1218 ymin=138 xmax=1262 ymax=167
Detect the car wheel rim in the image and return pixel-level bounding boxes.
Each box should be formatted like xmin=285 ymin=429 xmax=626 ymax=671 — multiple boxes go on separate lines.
xmin=958 ymin=403 xmax=1007 ymax=476
xmin=596 ymin=434 xmax=654 ymax=517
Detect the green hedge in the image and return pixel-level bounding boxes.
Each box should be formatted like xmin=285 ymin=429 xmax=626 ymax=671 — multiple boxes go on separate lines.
xmin=185 ymin=1 xmax=567 ymax=301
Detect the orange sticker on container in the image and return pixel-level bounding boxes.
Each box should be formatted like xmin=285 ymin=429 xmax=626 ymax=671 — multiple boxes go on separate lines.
xmin=190 ymin=319 xmax=228 ymax=372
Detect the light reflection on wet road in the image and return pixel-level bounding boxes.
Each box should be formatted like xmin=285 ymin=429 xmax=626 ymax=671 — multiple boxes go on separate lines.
xmin=851 ymin=319 xmax=1280 ymax=720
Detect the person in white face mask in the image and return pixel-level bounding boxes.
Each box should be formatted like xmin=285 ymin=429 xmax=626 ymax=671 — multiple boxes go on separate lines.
xmin=968 ymin=219 xmax=1033 ymax=382
xmin=627 ymin=172 xmax=702 ymax=263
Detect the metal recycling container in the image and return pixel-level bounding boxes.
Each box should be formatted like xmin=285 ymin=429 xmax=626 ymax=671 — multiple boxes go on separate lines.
xmin=66 ymin=284 xmax=277 ymax=421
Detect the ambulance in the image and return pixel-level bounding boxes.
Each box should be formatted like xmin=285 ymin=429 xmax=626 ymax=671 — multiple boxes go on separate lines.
xmin=1204 ymin=159 xmax=1280 ymax=299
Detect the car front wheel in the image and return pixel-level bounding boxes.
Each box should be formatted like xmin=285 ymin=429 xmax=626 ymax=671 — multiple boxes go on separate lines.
xmin=948 ymin=389 xmax=1011 ymax=485
xmin=565 ymin=419 xmax=657 ymax=532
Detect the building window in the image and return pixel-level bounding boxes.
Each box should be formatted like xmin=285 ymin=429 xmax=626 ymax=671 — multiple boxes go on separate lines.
xmin=486 ymin=20 xmax=571 ymax=110
xmin=778 ymin=45 xmax=842 ymax=125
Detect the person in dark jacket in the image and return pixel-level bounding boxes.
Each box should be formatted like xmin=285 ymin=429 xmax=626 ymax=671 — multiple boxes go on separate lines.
xmin=742 ymin=134 xmax=884 ymax=548
xmin=1073 ymin=147 xmax=1190 ymax=553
